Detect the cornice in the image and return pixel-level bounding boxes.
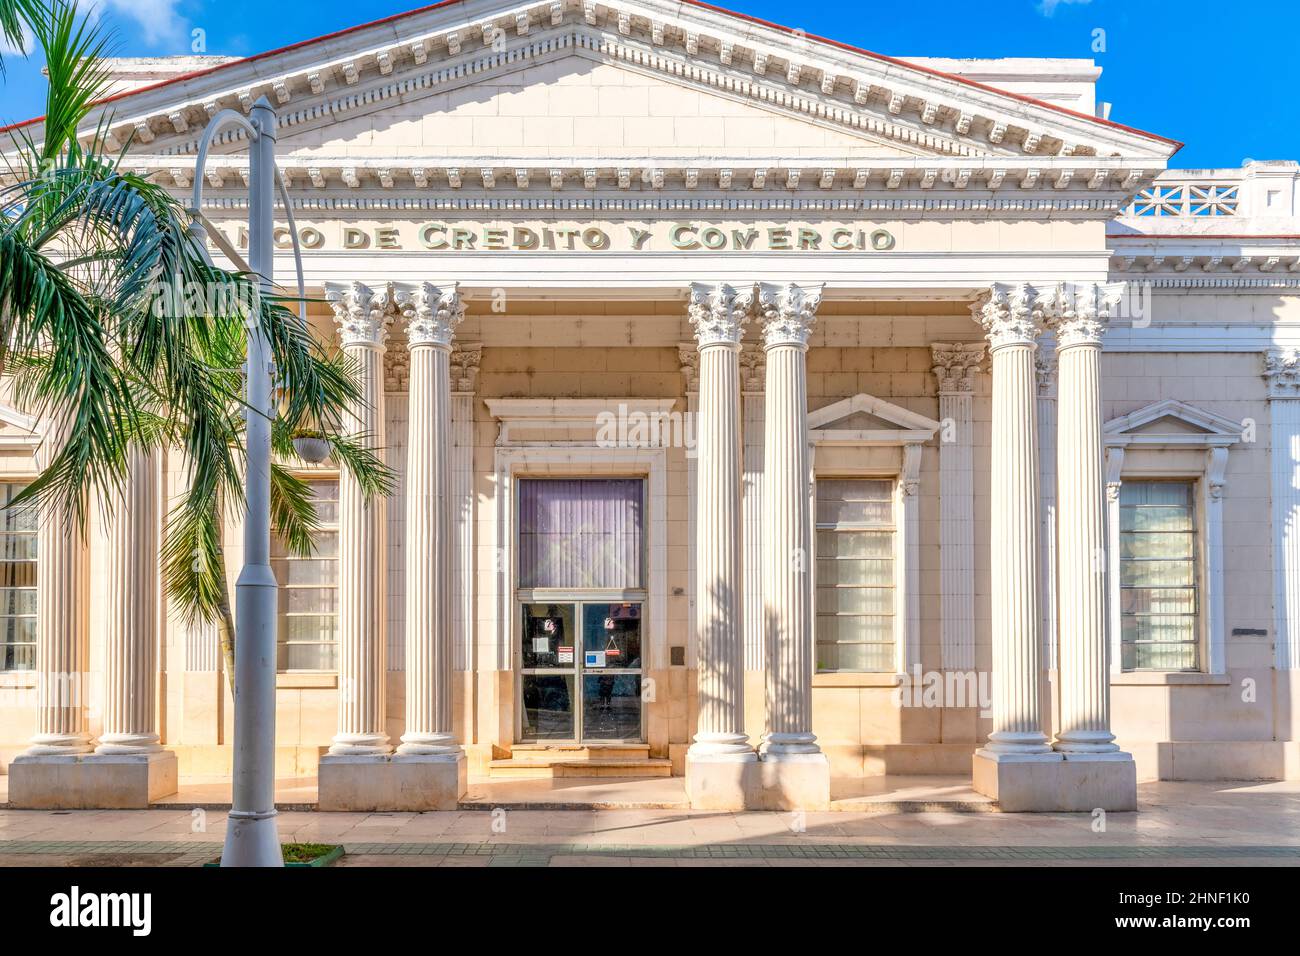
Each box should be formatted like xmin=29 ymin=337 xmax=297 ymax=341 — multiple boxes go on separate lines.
xmin=1107 ymin=248 xmax=1300 ymax=278
xmin=1107 ymin=275 xmax=1300 ymax=290
xmin=49 ymin=0 xmax=1171 ymax=167
xmin=114 ymin=154 xmax=1156 ymax=211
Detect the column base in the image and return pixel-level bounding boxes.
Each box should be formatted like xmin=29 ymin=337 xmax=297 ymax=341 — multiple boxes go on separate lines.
xmin=751 ymin=751 xmax=830 ymax=811
xmin=327 ymin=732 xmax=391 ymax=756
xmin=972 ymin=749 xmax=1137 ymax=812
xmin=8 ymin=751 xmax=177 ymax=809
xmin=685 ymin=750 xmax=756 ymax=810
xmin=317 ymin=751 xmax=467 ymax=811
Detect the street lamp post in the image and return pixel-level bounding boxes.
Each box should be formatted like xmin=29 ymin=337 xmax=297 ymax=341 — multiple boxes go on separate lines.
xmin=221 ymin=96 xmax=282 ymax=867
xmin=189 ymin=96 xmax=302 ymax=866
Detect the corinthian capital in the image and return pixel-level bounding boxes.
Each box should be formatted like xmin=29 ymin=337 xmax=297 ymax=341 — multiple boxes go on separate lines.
xmin=1042 ymin=281 xmax=1126 ymax=348
xmin=451 ymin=342 xmax=482 ymax=392
xmin=688 ymin=282 xmax=754 ymax=348
xmin=973 ymin=282 xmax=1045 ymax=350
xmin=1264 ymin=347 xmax=1300 ymax=399
xmin=401 ymin=282 xmax=466 ymax=348
xmin=327 ymin=280 xmax=394 ymax=348
xmin=757 ymin=281 xmax=823 ymax=349
xmin=930 ymin=342 xmax=986 ymax=393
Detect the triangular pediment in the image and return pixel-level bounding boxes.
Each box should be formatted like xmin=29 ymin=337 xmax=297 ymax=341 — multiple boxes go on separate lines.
xmin=810 ymin=393 xmax=939 ymax=444
xmin=271 ymin=52 xmax=934 ymax=164
xmin=9 ymin=0 xmax=1177 ymax=191
xmin=1104 ymin=399 xmax=1240 ymax=447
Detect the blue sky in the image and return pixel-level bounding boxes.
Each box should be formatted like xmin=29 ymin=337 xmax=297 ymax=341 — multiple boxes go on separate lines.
xmin=1 ymin=0 xmax=1294 ymax=167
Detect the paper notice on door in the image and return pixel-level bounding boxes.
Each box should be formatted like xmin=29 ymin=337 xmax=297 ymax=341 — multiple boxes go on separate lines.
xmin=585 ymin=650 xmax=606 ymax=668
xmin=558 ymin=646 xmax=574 ymax=663
xmin=532 ymin=637 xmax=549 ymax=653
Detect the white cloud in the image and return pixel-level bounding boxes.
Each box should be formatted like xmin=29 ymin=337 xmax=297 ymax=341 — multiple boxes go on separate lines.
xmin=100 ymin=0 xmax=188 ymax=48
xmin=1038 ymin=0 xmax=1094 ymax=15
xmin=0 ymin=20 xmax=33 ymax=56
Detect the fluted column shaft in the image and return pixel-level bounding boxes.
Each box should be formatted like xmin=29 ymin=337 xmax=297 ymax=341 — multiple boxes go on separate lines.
xmin=398 ymin=284 xmax=464 ymax=755
xmin=98 ymin=446 xmax=162 ymax=753
xmin=1036 ymin=347 xmax=1059 ymax=674
xmin=760 ymin=282 xmax=821 ymax=754
xmin=1053 ymin=304 xmax=1120 ymax=753
xmin=687 ymin=283 xmax=752 ymax=755
xmin=28 ymin=425 xmax=91 ymax=754
xmin=1265 ymin=349 xmax=1300 ymax=670
xmin=328 ymin=282 xmax=392 ymax=755
xmin=978 ymin=287 xmax=1052 ymax=755
xmin=931 ymin=344 xmax=985 ymax=672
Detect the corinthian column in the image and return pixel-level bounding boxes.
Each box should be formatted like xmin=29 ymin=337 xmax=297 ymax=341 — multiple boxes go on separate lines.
xmin=1046 ymin=283 xmax=1128 ymax=757
xmin=757 ymin=282 xmax=822 ymax=756
xmin=973 ymin=284 xmax=1055 ymax=760
xmin=397 ymin=282 xmax=465 ymax=756
xmin=685 ymin=282 xmax=756 ymax=809
xmin=326 ymin=281 xmax=393 ymax=755
xmin=25 ymin=423 xmax=91 ymax=756
xmin=97 ymin=446 xmax=162 ymax=753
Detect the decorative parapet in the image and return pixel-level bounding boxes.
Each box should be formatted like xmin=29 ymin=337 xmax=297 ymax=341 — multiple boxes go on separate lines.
xmin=1123 ymin=175 xmax=1242 ymax=218
xmin=1110 ymin=163 xmax=1300 ymax=283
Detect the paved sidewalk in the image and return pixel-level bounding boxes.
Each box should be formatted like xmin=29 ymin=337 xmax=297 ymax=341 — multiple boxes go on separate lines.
xmin=0 ymin=780 xmax=1296 ymax=866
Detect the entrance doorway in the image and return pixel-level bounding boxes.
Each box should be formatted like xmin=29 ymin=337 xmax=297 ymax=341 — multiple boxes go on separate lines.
xmin=519 ymin=601 xmax=643 ymax=741
xmin=514 ymin=478 xmax=646 ymax=743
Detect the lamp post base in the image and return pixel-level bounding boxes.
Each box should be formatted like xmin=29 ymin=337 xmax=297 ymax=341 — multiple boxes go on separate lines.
xmin=222 ymin=809 xmax=284 ymax=867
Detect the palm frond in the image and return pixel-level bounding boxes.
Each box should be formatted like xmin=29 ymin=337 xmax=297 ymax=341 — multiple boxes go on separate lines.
xmin=31 ymin=0 xmax=115 ymax=163
xmin=269 ymin=464 xmax=319 ymax=558
xmin=0 ymin=0 xmax=392 ymax=637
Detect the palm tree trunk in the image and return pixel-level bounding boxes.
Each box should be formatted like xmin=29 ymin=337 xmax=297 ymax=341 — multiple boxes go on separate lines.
xmin=212 ymin=489 xmax=237 ymax=699
xmin=215 ymin=542 xmax=237 ymax=700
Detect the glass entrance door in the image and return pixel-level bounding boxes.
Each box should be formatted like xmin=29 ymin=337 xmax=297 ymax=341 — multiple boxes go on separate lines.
xmin=519 ymin=601 xmax=643 ymax=742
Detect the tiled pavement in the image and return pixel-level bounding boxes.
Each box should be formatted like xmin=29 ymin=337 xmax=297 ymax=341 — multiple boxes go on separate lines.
xmin=2 ymin=840 xmax=1299 ymax=867
xmin=0 ymin=779 xmax=1297 ymax=866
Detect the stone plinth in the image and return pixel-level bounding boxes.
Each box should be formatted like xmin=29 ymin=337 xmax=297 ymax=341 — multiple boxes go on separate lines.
xmin=684 ymin=752 xmax=756 ymax=810
xmin=317 ymin=752 xmax=467 ymax=811
xmin=973 ymin=750 xmax=1136 ymax=812
xmin=8 ymin=751 xmax=177 ymax=809
xmin=751 ymin=752 xmax=830 ymax=811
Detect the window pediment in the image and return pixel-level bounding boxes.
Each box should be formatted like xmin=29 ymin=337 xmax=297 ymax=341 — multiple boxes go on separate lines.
xmin=1103 ymin=399 xmax=1241 ymax=449
xmin=0 ymin=403 xmax=39 ymax=450
xmin=809 ymin=393 xmax=940 ymax=446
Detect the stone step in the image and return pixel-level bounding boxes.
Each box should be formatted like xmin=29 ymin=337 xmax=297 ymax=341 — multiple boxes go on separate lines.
xmin=501 ymin=745 xmax=651 ymax=764
xmin=488 ymin=757 xmax=673 ymax=779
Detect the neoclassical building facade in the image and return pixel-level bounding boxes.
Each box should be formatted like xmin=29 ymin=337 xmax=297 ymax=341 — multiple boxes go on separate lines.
xmin=2 ymin=0 xmax=1299 ymax=810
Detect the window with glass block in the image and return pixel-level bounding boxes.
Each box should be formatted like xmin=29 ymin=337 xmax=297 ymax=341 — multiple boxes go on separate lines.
xmin=1118 ymin=480 xmax=1200 ymax=671
xmin=815 ymin=478 xmax=896 ymax=672
xmin=272 ymin=477 xmax=339 ymax=671
xmin=0 ymin=482 xmax=37 ymax=671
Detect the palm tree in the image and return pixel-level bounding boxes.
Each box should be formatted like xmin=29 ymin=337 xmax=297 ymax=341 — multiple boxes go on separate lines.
xmin=0 ymin=0 xmax=393 ymax=692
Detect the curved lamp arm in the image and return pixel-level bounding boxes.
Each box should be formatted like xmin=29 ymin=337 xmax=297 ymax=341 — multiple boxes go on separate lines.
xmin=187 ymin=107 xmax=308 ymax=323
